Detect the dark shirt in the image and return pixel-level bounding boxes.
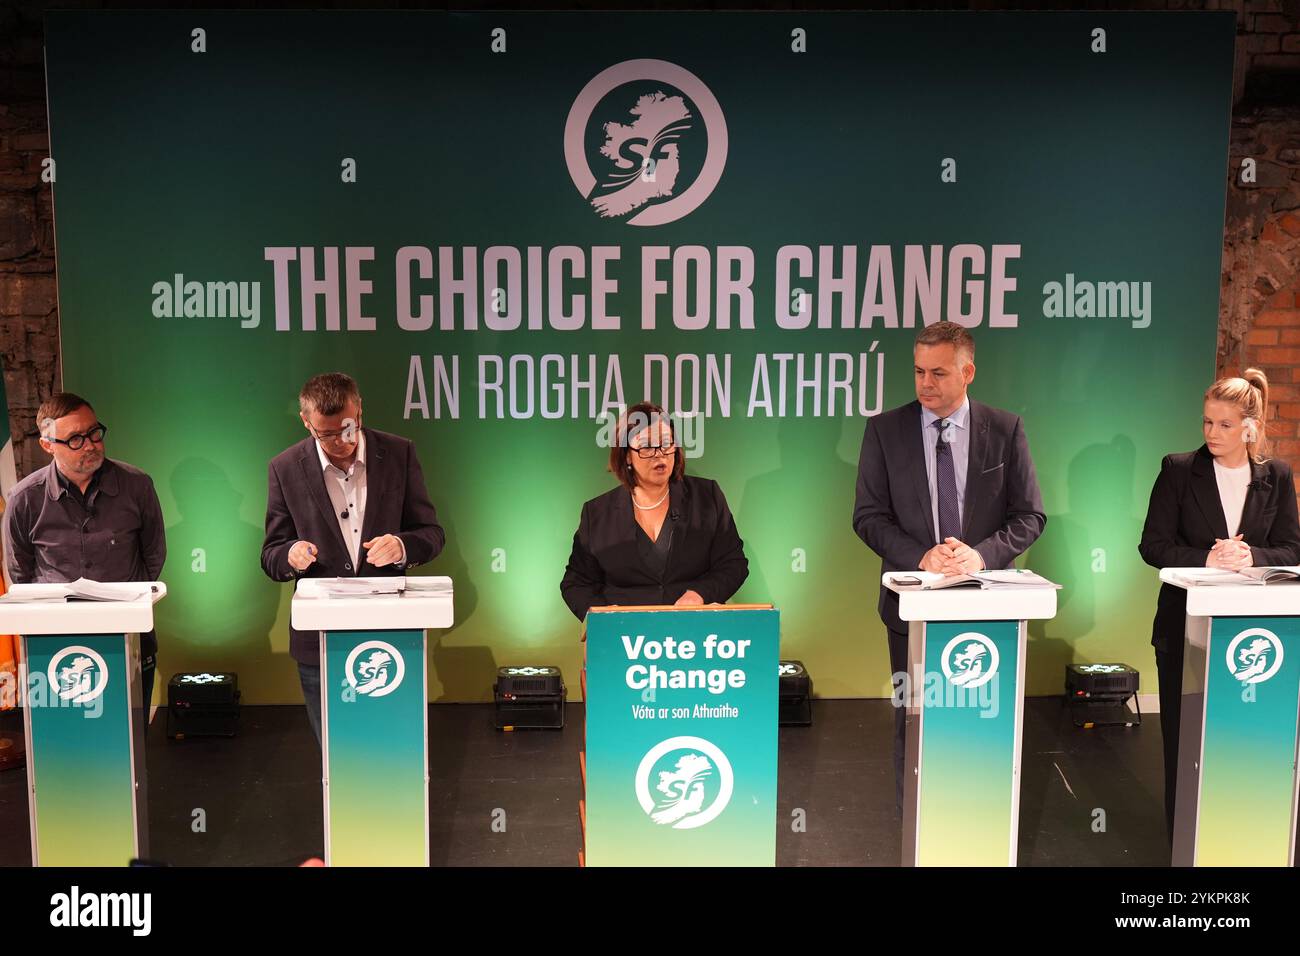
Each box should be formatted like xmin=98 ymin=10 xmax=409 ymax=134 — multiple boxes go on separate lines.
xmin=3 ymin=458 xmax=167 ymax=655
xmin=637 ymin=519 xmax=675 ymax=580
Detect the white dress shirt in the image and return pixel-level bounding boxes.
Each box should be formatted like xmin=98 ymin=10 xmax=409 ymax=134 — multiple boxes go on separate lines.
xmin=317 ymin=429 xmax=367 ymax=569
xmin=315 ymin=430 xmax=406 ymax=571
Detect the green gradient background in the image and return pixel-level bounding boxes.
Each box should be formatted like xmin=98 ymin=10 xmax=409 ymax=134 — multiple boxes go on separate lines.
xmin=44 ymin=12 xmax=1233 ymax=703
xmin=24 ymin=634 xmax=139 ymax=866
xmin=322 ymin=629 xmax=427 ymax=866
xmin=585 ymin=609 xmax=778 ymax=866
xmin=916 ymin=621 xmax=1020 ymax=866
xmin=1196 ymin=617 xmax=1300 ymax=866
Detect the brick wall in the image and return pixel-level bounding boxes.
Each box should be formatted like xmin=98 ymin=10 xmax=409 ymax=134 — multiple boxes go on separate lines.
xmin=0 ymin=2 xmax=56 ymax=477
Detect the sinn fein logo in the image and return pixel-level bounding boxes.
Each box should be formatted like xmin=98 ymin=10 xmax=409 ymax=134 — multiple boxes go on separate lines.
xmin=344 ymin=640 xmax=405 ymax=697
xmin=47 ymin=646 xmax=109 ymax=704
xmin=940 ymin=632 xmax=1000 ymax=689
xmin=564 ymin=59 xmax=727 ymax=226
xmin=1225 ymin=627 xmax=1284 ymax=685
xmin=635 ymin=735 xmax=735 ymax=829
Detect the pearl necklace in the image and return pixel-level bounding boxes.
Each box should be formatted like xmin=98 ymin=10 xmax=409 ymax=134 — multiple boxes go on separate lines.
xmin=632 ymin=488 xmax=669 ymax=511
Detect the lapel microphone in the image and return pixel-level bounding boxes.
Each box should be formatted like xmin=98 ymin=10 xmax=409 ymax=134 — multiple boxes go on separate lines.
xmin=340 ymin=509 xmax=349 ymax=519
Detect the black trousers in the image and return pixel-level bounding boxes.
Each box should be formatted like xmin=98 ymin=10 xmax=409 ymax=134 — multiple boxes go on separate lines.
xmin=1154 ymin=641 xmax=1183 ymax=847
xmin=887 ymin=627 xmax=909 ymax=814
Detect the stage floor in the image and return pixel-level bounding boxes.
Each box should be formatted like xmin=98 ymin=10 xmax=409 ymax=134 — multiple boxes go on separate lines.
xmin=0 ymin=698 xmax=1171 ymax=866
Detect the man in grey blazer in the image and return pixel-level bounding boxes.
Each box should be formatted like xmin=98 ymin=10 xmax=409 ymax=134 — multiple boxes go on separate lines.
xmin=852 ymin=322 xmax=1046 ymax=811
xmin=261 ymin=372 xmax=445 ymax=743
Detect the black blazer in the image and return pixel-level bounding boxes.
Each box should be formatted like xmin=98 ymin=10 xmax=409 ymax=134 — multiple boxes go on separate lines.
xmin=1138 ymin=445 xmax=1300 ymax=653
xmin=852 ymin=398 xmax=1047 ymax=633
xmin=261 ymin=427 xmax=446 ymax=663
xmin=560 ymin=474 xmax=748 ymax=621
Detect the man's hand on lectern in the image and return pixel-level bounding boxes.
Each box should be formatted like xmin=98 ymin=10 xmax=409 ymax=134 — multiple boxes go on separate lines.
xmin=675 ymin=589 xmax=704 ymax=607
xmin=363 ymin=533 xmax=404 ymax=567
xmin=919 ymin=543 xmax=955 ymax=574
xmin=288 ymin=540 xmax=318 ymax=571
xmin=938 ymin=537 xmax=984 ymax=576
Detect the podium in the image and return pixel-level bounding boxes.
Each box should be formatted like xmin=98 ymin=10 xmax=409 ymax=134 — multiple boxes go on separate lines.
xmin=882 ymin=573 xmax=1057 ymax=866
xmin=1158 ymin=570 xmax=1300 ymax=866
xmin=582 ymin=604 xmax=779 ymax=866
xmin=0 ymin=581 xmax=166 ymax=866
xmin=291 ymin=576 xmax=453 ymax=866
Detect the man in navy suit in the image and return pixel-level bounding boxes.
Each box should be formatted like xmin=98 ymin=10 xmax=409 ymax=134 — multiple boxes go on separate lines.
xmin=261 ymin=372 xmax=445 ymax=743
xmin=852 ymin=322 xmax=1046 ymax=811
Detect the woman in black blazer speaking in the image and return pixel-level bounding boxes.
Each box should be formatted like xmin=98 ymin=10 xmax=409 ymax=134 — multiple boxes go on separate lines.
xmin=1138 ymin=368 xmax=1300 ymax=841
xmin=560 ymin=401 xmax=749 ymax=621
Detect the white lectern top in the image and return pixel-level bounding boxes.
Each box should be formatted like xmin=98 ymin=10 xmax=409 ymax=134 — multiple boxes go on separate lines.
xmin=0 ymin=581 xmax=166 ymax=634
xmin=292 ymin=576 xmax=454 ymax=631
xmin=1158 ymin=568 xmax=1300 ymax=617
xmin=881 ymin=572 xmax=1057 ymax=621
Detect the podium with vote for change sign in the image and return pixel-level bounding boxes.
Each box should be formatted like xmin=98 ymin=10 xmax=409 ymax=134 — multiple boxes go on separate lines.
xmin=883 ymin=571 xmax=1059 ymax=867
xmin=581 ymin=605 xmax=779 ymax=867
xmin=1159 ymin=569 xmax=1300 ymax=866
xmin=291 ymin=576 xmax=453 ymax=867
xmin=0 ymin=580 xmax=166 ymax=866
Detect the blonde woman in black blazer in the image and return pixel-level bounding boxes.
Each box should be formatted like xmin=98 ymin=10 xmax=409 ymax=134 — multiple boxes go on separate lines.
xmin=1138 ymin=368 xmax=1300 ymax=843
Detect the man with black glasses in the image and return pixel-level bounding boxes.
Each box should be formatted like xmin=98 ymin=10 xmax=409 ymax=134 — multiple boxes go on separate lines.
xmin=2 ymin=392 xmax=168 ymax=706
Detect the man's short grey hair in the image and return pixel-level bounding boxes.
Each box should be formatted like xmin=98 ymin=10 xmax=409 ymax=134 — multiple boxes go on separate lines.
xmin=914 ymin=321 xmax=975 ymax=361
xmin=299 ymin=372 xmax=363 ymax=417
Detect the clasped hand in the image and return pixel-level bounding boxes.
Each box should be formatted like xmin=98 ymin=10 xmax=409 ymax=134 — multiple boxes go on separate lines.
xmin=1206 ymin=534 xmax=1252 ymax=572
xmin=920 ymin=537 xmax=985 ymax=576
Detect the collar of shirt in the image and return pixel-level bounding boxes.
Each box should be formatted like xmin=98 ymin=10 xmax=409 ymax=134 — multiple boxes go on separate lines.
xmin=920 ymin=395 xmax=971 ymax=433
xmin=315 ymin=428 xmax=366 ymax=476
xmin=48 ymin=458 xmax=112 ymax=501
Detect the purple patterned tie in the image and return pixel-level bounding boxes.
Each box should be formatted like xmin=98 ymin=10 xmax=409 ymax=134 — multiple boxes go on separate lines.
xmin=933 ymin=419 xmax=960 ymax=544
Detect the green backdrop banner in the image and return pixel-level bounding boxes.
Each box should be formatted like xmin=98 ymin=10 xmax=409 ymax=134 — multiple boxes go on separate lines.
xmin=43 ymin=11 xmax=1234 ymax=703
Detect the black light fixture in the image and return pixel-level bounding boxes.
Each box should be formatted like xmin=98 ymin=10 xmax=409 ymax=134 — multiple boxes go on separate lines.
xmin=1064 ymin=663 xmax=1141 ymax=728
xmin=166 ymin=672 xmax=241 ymax=739
xmin=494 ymin=666 xmax=565 ymax=730
xmin=778 ymin=660 xmax=813 ymax=726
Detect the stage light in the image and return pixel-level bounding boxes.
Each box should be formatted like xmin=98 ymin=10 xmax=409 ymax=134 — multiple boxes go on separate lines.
xmin=1064 ymin=663 xmax=1141 ymax=728
xmin=167 ymin=672 xmax=240 ymax=739
xmin=779 ymin=660 xmax=813 ymax=726
xmin=494 ymin=666 xmax=565 ymax=730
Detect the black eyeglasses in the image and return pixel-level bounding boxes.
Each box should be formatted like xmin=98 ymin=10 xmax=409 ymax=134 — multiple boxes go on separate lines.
xmin=47 ymin=424 xmax=107 ymax=450
xmin=632 ymin=443 xmax=677 ymax=459
xmin=308 ymin=420 xmax=360 ymax=443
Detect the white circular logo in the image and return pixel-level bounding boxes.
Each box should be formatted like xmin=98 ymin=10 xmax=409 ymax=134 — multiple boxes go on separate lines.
xmin=47 ymin=645 xmax=109 ymax=704
xmin=564 ymin=59 xmax=728 ymax=226
xmin=635 ymin=735 xmax=734 ymax=830
xmin=1225 ymin=627 xmax=1284 ymax=685
xmin=344 ymin=640 xmax=405 ymax=697
xmin=941 ymin=632 xmax=1000 ymax=689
